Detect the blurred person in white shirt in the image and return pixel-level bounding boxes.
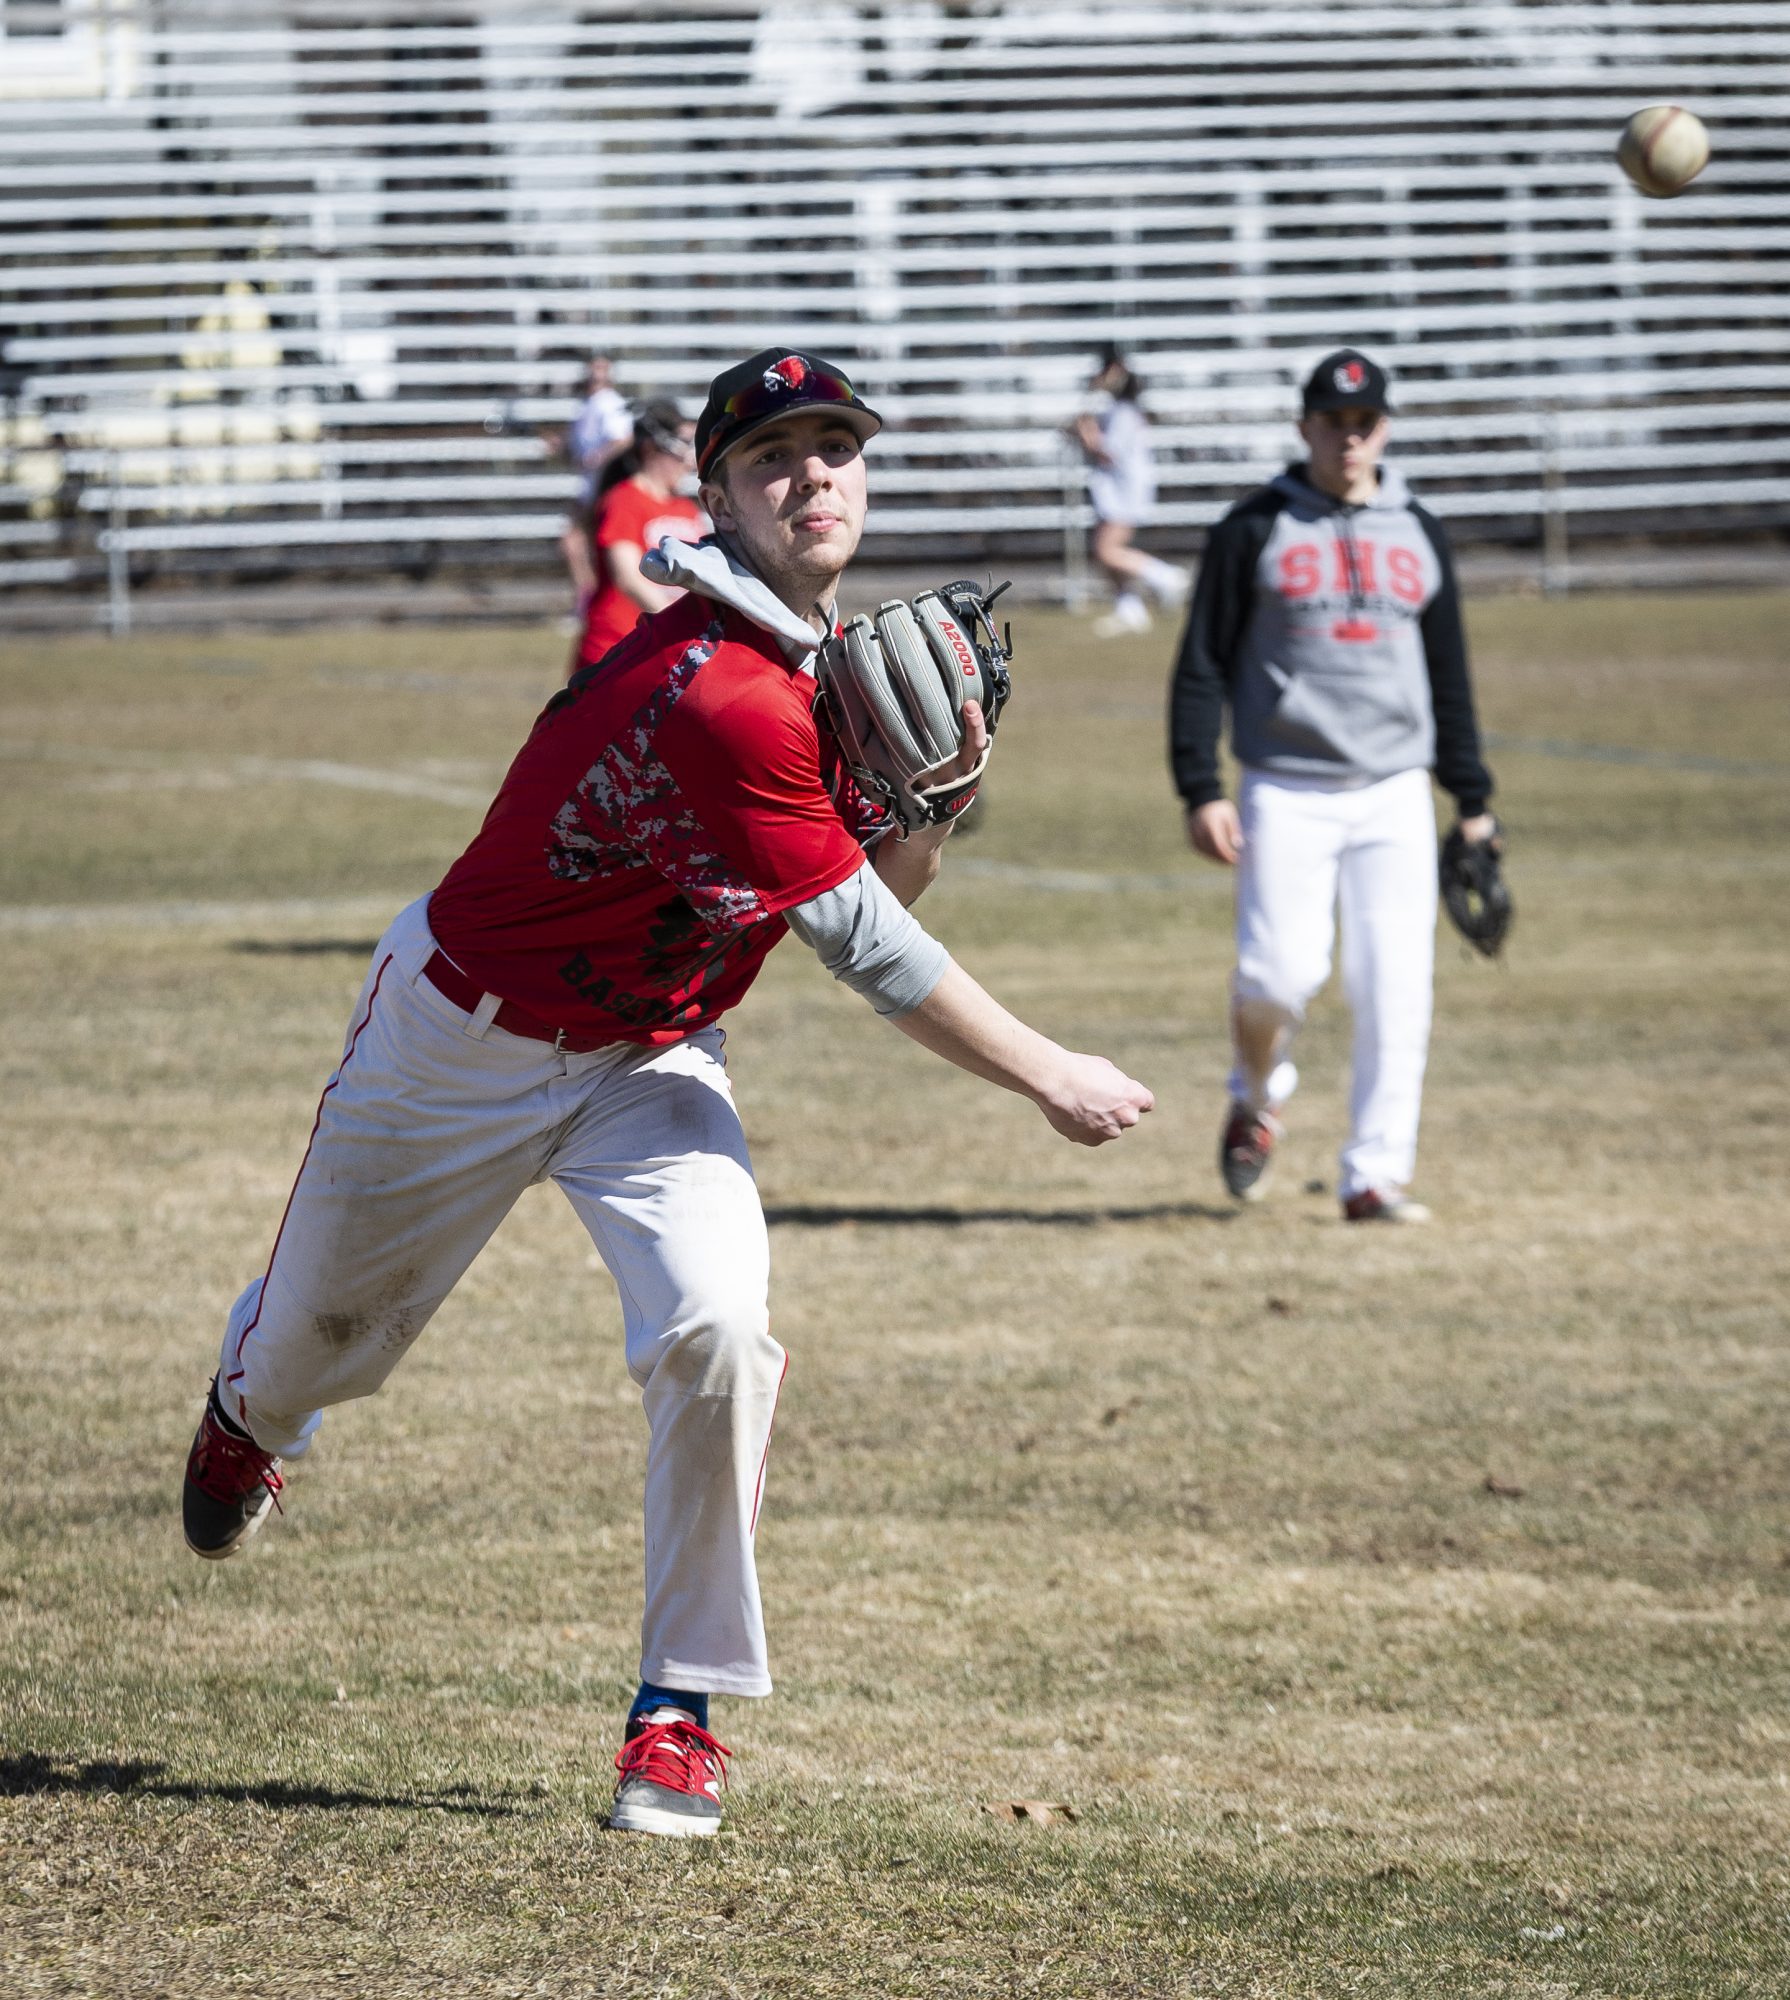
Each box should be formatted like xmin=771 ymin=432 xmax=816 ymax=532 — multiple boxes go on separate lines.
xmin=1069 ymin=346 xmax=1189 ymax=638
xmin=558 ymin=353 xmax=636 ymax=616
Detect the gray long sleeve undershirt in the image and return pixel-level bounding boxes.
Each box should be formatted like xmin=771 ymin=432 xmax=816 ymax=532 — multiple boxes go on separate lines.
xmin=784 ymin=858 xmax=952 ymax=1017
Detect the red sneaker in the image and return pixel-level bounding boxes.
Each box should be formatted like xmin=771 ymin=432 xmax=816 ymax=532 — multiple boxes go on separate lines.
xmin=1342 ymin=1187 xmax=1432 ymax=1225
xmin=182 ymin=1379 xmax=283 ymax=1561
xmin=608 ymin=1710 xmax=730 ymax=1838
xmin=1219 ymin=1101 xmax=1282 ymax=1203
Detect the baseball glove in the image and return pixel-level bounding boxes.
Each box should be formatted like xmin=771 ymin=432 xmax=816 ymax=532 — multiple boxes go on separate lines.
xmin=1440 ymin=818 xmax=1512 ymax=957
xmin=816 ymin=580 xmax=1013 ymax=836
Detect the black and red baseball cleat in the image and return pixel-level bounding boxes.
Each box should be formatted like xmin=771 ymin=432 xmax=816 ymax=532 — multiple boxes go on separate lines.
xmin=1219 ymin=1101 xmax=1283 ymax=1203
xmin=608 ymin=1710 xmax=730 ymax=1838
xmin=182 ymin=1379 xmax=284 ymax=1561
xmin=1342 ymin=1187 xmax=1432 ymax=1225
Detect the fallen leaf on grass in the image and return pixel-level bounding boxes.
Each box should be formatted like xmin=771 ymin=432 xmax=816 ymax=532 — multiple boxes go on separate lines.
xmin=984 ymin=1800 xmax=1078 ymax=1826
xmin=1266 ymin=1297 xmax=1295 ymax=1316
xmin=1483 ymin=1474 xmax=1526 ymax=1499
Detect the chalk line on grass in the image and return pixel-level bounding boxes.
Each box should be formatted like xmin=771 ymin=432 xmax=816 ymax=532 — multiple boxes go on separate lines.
xmin=1482 ymin=733 xmax=1789 ymax=780
xmin=1 ymin=741 xmax=493 ymax=810
xmin=0 ymin=896 xmax=402 ymax=934
xmin=5 ymin=847 xmax=1786 ymax=938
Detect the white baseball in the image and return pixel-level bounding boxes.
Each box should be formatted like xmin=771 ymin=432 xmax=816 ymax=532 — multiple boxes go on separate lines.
xmin=1617 ymin=105 xmax=1711 ymax=198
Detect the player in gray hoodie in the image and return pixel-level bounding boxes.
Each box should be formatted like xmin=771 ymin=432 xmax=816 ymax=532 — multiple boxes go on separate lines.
xmin=1170 ymin=349 xmax=1498 ymax=1221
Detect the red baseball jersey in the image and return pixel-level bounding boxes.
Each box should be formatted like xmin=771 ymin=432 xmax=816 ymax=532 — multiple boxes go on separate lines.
xmin=579 ymin=480 xmax=706 ymax=663
xmin=429 ymin=592 xmax=887 ymax=1045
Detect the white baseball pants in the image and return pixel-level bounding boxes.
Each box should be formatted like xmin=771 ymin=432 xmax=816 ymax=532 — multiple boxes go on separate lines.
xmin=1229 ymin=766 xmax=1439 ymax=1200
xmin=215 ymin=896 xmax=784 ymax=1698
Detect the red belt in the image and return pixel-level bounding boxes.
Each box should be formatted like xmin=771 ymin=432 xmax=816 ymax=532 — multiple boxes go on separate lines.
xmin=422 ymin=950 xmax=617 ymax=1055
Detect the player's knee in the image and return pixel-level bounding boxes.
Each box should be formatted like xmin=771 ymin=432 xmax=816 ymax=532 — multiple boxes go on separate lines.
xmin=644 ymin=1296 xmax=782 ymax=1402
xmin=1235 ymin=963 xmax=1324 ymax=1020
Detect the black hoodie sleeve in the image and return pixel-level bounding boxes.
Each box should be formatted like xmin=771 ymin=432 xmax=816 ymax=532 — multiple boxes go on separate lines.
xmin=1168 ymin=489 xmax=1279 ymax=809
xmin=1412 ymin=504 xmax=1494 ymax=819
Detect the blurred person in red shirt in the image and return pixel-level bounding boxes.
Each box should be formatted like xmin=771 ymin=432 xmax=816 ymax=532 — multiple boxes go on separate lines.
xmin=569 ymin=399 xmax=707 ymax=676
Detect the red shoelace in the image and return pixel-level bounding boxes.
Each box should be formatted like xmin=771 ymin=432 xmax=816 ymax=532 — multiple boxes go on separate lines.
xmin=1225 ymin=1113 xmax=1274 ymax=1161
xmin=614 ymin=1716 xmax=731 ymax=1799
xmin=191 ymin=1409 xmax=284 ymax=1513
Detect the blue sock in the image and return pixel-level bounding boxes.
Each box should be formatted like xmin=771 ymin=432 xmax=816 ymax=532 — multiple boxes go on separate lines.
xmin=628 ymin=1680 xmax=708 ymax=1732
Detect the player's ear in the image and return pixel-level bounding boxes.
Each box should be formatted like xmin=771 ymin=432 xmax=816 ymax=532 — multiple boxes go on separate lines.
xmin=700 ymin=465 xmax=735 ymax=531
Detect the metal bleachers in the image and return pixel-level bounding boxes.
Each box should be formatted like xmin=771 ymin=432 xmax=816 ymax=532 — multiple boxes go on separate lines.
xmin=2 ymin=0 xmax=1788 ymax=622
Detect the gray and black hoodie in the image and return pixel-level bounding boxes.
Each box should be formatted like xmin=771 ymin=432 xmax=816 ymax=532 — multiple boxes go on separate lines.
xmin=1169 ymin=463 xmax=1493 ymax=818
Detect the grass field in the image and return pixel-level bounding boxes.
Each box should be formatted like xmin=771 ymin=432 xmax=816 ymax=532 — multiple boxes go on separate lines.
xmin=3 ymin=589 xmax=1788 ymax=1999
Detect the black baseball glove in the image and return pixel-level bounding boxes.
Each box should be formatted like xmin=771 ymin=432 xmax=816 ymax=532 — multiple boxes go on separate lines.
xmin=1440 ymin=817 xmax=1512 ymax=957
xmin=816 ymin=580 xmax=1013 ymax=836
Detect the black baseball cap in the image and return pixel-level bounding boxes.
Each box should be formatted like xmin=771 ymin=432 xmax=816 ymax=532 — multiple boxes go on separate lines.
xmin=1301 ymin=348 xmax=1392 ymax=415
xmin=695 ymin=348 xmax=882 ymax=478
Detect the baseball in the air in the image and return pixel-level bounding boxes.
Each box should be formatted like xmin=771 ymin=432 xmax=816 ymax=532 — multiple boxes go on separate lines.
xmin=1617 ymin=105 xmax=1711 ymax=197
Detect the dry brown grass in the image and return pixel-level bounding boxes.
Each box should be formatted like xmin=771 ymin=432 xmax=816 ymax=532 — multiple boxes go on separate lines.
xmin=2 ymin=590 xmax=1788 ymax=1997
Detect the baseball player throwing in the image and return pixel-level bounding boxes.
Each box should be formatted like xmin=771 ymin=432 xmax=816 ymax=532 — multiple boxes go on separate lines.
xmin=182 ymin=346 xmax=1153 ymax=1838
xmin=1170 ymin=349 xmax=1497 ymax=1223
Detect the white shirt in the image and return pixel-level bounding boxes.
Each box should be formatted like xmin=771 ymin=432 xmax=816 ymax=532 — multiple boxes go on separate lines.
xmin=1087 ymin=394 xmax=1156 ymax=525
xmin=568 ymin=386 xmax=631 ymax=503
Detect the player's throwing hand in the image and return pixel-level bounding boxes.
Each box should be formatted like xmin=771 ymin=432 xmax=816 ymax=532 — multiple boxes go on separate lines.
xmin=1037 ymin=1052 xmax=1156 ymax=1146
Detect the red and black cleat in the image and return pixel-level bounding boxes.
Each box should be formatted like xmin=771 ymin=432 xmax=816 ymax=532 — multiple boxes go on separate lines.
xmin=1219 ymin=1101 xmax=1282 ymax=1204
xmin=182 ymin=1379 xmax=283 ymax=1561
xmin=608 ymin=1710 xmax=730 ymax=1839
xmin=1342 ymin=1187 xmax=1432 ymax=1226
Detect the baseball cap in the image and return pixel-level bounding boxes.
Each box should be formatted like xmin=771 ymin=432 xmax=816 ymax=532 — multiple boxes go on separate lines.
xmin=695 ymin=348 xmax=882 ymax=478
xmin=1301 ymin=349 xmax=1392 ymax=415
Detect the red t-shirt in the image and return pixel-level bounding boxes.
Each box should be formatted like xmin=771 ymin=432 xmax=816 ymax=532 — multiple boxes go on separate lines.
xmin=579 ymin=479 xmax=706 ymax=663
xmin=429 ymin=592 xmax=888 ymax=1045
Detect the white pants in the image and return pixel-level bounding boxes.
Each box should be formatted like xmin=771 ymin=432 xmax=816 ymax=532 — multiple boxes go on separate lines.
xmin=1229 ymin=767 xmax=1438 ymax=1199
xmin=215 ymin=897 xmax=784 ymax=1698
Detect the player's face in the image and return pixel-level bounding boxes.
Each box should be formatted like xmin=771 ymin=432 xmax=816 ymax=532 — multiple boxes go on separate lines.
xmin=1298 ymin=406 xmax=1389 ymax=498
xmin=702 ymin=412 xmax=868 ymax=597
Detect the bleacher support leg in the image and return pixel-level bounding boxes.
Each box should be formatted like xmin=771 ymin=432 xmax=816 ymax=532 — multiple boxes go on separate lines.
xmin=106 ymin=538 xmax=131 ymax=637
xmin=1540 ymin=410 xmax=1570 ymax=597
xmin=1060 ymin=445 xmax=1090 ymax=612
